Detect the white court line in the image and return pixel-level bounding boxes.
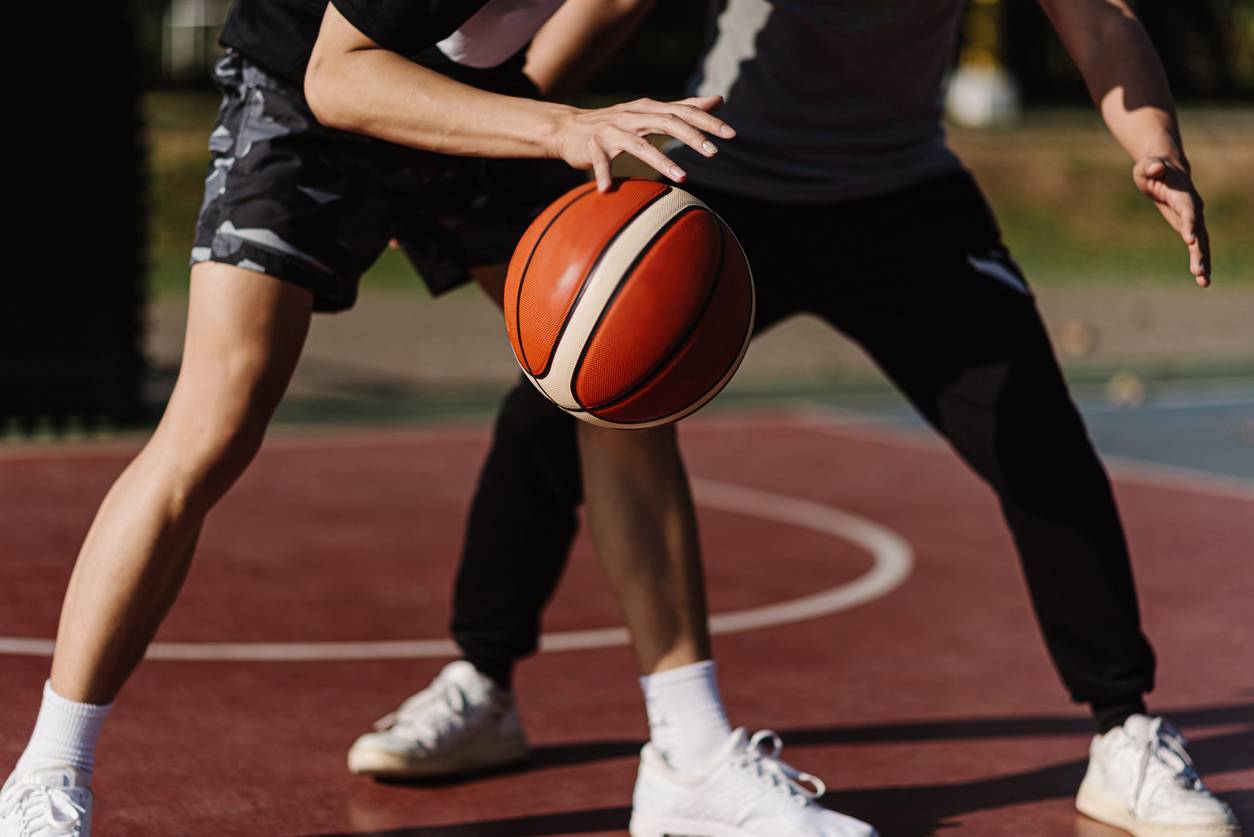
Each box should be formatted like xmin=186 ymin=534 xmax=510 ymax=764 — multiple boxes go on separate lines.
xmin=5 ymin=403 xmax=1243 ymax=660
xmin=0 ymin=412 xmax=805 ymax=463
xmin=0 ymin=477 xmax=914 ymax=661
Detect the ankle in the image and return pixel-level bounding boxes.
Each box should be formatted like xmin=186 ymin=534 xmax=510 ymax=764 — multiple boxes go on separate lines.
xmin=15 ymin=681 xmax=113 ymax=779
xmin=640 ymin=660 xmax=731 ymax=773
xmin=1091 ymin=695 xmax=1147 ymax=735
xmin=462 ymin=658 xmax=513 ymax=692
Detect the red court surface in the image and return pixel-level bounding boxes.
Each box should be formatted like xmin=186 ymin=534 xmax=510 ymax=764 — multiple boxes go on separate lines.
xmin=1 ymin=412 xmax=1251 ymax=836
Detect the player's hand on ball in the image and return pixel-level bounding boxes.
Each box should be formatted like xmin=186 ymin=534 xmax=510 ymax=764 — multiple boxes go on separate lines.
xmin=552 ymin=95 xmax=735 ymax=192
xmin=1133 ymin=156 xmax=1210 ymax=287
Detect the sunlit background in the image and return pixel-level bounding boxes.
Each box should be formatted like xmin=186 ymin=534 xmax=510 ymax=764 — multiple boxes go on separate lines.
xmin=6 ymin=0 xmax=1253 ymax=473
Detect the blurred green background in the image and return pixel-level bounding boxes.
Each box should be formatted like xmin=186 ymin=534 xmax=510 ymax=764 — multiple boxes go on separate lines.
xmin=9 ymin=0 xmax=1251 ymax=437
xmin=142 ymin=0 xmax=1254 ymax=299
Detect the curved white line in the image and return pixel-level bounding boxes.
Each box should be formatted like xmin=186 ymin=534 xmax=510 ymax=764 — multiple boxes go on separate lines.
xmin=0 ymin=478 xmax=913 ymax=661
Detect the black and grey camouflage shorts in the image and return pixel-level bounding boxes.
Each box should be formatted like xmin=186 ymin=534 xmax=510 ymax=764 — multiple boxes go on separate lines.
xmin=191 ymin=51 xmax=583 ymax=312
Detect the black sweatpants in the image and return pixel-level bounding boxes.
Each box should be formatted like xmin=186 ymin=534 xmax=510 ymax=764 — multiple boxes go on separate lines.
xmin=450 ymin=170 xmax=1155 ymax=729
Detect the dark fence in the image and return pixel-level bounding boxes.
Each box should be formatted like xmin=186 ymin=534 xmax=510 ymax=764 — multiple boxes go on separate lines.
xmin=3 ymin=7 xmax=148 ymax=433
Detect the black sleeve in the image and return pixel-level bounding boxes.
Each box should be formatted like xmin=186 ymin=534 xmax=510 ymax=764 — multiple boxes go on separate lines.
xmin=329 ymin=0 xmax=491 ymax=56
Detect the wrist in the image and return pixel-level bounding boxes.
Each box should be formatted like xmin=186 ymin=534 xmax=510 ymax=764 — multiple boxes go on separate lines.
xmin=536 ymin=102 xmax=578 ymax=160
xmin=1134 ymin=135 xmax=1188 ymax=172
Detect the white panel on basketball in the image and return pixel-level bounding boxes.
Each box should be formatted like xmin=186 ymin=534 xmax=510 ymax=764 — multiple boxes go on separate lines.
xmin=574 ymin=219 xmax=756 ymax=429
xmin=534 ymin=189 xmax=708 ymax=411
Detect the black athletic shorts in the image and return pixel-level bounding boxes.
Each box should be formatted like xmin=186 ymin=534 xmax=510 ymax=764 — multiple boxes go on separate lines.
xmin=191 ymin=51 xmax=583 ymax=312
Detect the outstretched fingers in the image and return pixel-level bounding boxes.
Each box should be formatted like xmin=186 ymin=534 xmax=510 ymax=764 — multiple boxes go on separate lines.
xmin=637 ymin=97 xmax=736 ymax=138
xmin=1133 ymin=156 xmax=1211 ymax=285
xmin=606 ymin=127 xmax=686 ymax=186
xmin=625 ymin=112 xmax=718 ymax=158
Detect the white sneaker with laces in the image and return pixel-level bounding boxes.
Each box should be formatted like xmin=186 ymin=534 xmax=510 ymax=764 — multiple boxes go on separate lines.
xmin=347 ymin=660 xmax=529 ymax=779
xmin=629 ymin=728 xmax=877 ymax=837
xmin=0 ymin=764 xmax=92 ymax=837
xmin=1076 ymin=714 xmax=1240 ymax=836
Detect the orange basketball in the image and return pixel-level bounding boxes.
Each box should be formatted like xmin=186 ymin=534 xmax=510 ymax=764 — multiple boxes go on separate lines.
xmin=503 ymin=178 xmax=755 ymax=428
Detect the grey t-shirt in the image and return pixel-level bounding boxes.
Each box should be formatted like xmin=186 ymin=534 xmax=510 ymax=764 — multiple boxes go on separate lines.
xmin=672 ymin=0 xmax=965 ymax=204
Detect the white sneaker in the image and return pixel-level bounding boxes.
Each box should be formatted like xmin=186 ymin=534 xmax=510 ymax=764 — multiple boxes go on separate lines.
xmin=0 ymin=764 xmax=92 ymax=837
xmin=346 ymin=660 xmax=529 ymax=779
xmin=1076 ymin=715 xmax=1240 ymax=836
xmin=629 ymin=728 xmax=876 ymax=837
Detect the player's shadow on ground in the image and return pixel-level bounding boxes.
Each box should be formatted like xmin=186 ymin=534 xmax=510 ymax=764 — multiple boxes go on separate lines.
xmin=313 ymin=702 xmax=1253 ymax=837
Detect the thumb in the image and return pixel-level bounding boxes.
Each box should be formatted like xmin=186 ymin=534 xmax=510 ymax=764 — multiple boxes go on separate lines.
xmin=1133 ymin=157 xmax=1167 ymax=196
xmin=1134 ymin=156 xmax=1164 ymax=181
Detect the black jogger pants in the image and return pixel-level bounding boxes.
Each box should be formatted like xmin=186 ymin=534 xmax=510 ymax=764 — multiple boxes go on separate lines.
xmin=450 ymin=170 xmax=1155 ymax=728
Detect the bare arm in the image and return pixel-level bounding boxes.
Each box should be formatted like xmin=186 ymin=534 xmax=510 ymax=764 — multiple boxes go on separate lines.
xmin=305 ymin=2 xmax=731 ymax=191
xmin=1040 ymin=0 xmax=1209 ymax=285
xmin=525 ymin=0 xmax=658 ymax=99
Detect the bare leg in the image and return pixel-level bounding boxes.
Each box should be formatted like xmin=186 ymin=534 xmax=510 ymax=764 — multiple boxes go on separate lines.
xmin=473 ymin=261 xmax=712 ymax=676
xmin=49 ymin=263 xmax=313 ymax=704
xmin=577 ymin=422 xmax=711 ymax=675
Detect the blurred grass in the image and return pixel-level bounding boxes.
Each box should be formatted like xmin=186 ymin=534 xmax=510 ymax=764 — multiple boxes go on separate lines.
xmin=946 ymin=108 xmax=1254 ymax=285
xmin=145 ymin=92 xmax=1254 ymax=297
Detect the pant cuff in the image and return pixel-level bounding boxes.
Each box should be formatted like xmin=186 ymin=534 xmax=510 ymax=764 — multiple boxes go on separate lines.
xmin=1091 ymin=695 xmax=1147 ymax=733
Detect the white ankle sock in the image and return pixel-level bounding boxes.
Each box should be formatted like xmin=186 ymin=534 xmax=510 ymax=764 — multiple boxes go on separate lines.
xmin=14 ymin=681 xmax=113 ymax=780
xmin=639 ymin=660 xmax=731 ymax=774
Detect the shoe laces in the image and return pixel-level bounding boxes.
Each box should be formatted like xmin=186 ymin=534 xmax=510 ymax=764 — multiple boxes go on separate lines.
xmin=0 ymin=777 xmax=87 ymax=837
xmin=735 ymin=730 xmax=826 ymax=806
xmin=373 ymin=677 xmax=485 ymax=747
xmin=1141 ymin=718 xmax=1203 ymax=790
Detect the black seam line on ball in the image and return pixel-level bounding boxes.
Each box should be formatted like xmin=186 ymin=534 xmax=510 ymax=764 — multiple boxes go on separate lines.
xmin=514 ymin=182 xmax=599 ymax=379
xmin=601 ymin=223 xmax=750 ymax=425
xmin=574 ymin=205 xmax=720 ymax=414
xmin=534 ymin=184 xmax=673 ymax=382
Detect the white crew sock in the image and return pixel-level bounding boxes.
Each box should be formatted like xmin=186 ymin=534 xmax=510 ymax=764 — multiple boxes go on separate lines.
xmin=639 ymin=660 xmax=732 ymax=774
xmin=13 ymin=681 xmax=113 ymax=780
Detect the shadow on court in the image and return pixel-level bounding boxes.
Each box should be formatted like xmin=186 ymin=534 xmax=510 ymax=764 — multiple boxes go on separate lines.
xmin=312 ymin=703 xmax=1253 ymax=837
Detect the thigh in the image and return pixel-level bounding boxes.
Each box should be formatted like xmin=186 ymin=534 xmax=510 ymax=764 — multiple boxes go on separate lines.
xmin=689 ymin=185 xmax=814 ymax=334
xmin=158 ymin=262 xmax=313 ymax=456
xmin=192 ymin=52 xmax=461 ymax=313
xmin=815 ymin=173 xmax=1077 ymax=451
xmin=393 ymin=158 xmax=587 ymax=298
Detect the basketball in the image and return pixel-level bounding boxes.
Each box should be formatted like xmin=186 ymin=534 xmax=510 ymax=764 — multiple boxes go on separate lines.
xmin=503 ymin=178 xmax=755 ymax=428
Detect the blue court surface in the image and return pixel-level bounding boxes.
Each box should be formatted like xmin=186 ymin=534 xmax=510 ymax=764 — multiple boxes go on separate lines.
xmin=800 ymin=378 xmax=1254 ymax=482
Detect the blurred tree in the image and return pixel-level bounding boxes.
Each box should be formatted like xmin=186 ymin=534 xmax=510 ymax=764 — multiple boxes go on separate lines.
xmin=129 ymin=0 xmax=1252 ymax=101
xmin=1004 ymin=0 xmax=1254 ymax=101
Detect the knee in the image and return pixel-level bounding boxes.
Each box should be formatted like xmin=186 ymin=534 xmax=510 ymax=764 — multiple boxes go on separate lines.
xmin=986 ymin=402 xmax=1112 ymax=512
xmin=162 ymin=415 xmax=268 ymax=516
xmin=149 ymin=378 xmax=276 ymax=515
xmin=577 ymin=421 xmax=679 ymax=473
xmin=480 ymin=381 xmax=583 ymax=506
xmin=493 ymin=380 xmax=578 ymax=457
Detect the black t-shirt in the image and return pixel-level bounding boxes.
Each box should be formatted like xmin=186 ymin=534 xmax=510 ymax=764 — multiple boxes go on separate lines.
xmin=219 ymin=0 xmax=495 ymax=88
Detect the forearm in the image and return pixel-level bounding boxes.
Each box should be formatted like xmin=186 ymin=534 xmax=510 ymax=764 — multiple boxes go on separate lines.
xmin=306 ymin=46 xmax=571 ymax=158
xmin=304 ymin=1 xmax=732 ymax=190
xmin=1088 ymin=17 xmax=1186 ymax=165
xmin=1044 ymin=0 xmax=1187 ymax=166
xmin=525 ymin=0 xmax=658 ymax=99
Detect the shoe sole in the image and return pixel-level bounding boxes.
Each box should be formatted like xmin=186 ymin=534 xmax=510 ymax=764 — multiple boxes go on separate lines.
xmin=347 ymin=733 xmax=530 ymax=779
xmin=1076 ymin=777 xmax=1241 ymax=837
xmin=629 ymin=813 xmax=878 ymax=837
xmin=628 ymin=813 xmax=757 ymax=837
